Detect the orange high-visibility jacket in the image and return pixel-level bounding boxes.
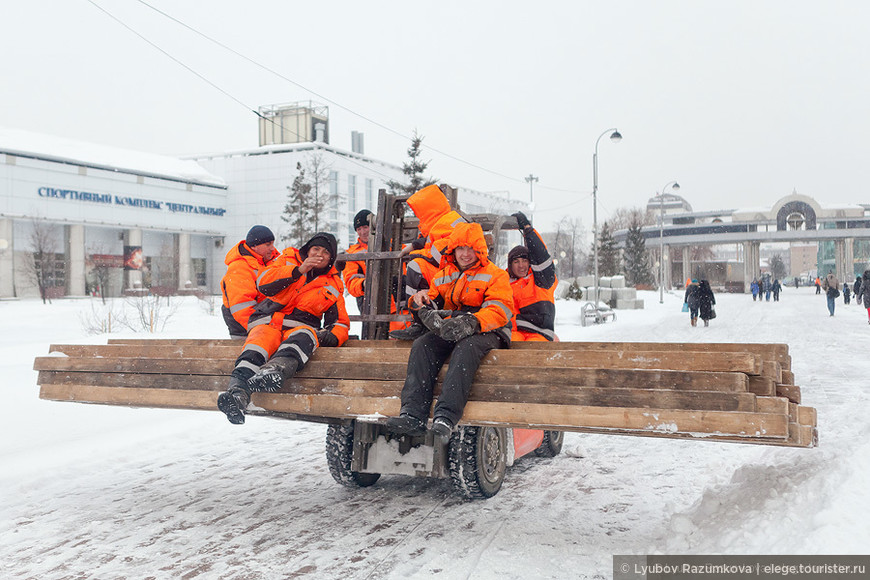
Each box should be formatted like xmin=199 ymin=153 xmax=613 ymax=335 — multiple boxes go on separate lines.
xmin=405 ymin=184 xmax=467 ymax=291
xmin=253 ymin=247 xmax=350 ymax=346
xmin=220 ymin=240 xmax=280 ymax=336
xmin=343 ymin=239 xmax=367 ymax=298
xmin=428 ymin=222 xmax=513 ymax=339
xmin=508 ymin=227 xmax=557 ymax=340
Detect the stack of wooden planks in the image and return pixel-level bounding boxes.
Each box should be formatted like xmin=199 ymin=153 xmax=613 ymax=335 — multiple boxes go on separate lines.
xmin=35 ymin=338 xmax=818 ymax=448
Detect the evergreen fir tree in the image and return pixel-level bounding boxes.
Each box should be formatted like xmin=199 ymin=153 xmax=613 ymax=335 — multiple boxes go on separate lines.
xmin=281 ymin=162 xmax=313 ymax=247
xmin=623 ymin=217 xmax=654 ymax=285
xmin=597 ymin=221 xmax=620 ymax=277
xmin=387 ymin=129 xmax=437 ymax=196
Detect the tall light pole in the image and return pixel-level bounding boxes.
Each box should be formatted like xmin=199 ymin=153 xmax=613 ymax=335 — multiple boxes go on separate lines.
xmin=592 ymin=128 xmax=622 ymax=313
xmin=659 ymin=180 xmax=680 ymax=304
xmin=524 ymin=174 xmax=538 ymax=221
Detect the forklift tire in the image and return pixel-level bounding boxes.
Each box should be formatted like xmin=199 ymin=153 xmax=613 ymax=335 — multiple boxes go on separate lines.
xmin=534 ymin=430 xmax=564 ymax=458
xmin=325 ymin=422 xmax=381 ymax=488
xmin=448 ymin=426 xmax=507 ymax=499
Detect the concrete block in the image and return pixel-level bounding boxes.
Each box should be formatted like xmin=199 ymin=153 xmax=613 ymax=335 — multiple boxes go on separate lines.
xmin=610 ymin=275 xmax=626 ymax=288
xmin=614 ymin=287 xmax=637 ymax=300
xmin=599 ymin=276 xmax=612 ymax=288
xmin=577 ymin=275 xmax=595 ymax=287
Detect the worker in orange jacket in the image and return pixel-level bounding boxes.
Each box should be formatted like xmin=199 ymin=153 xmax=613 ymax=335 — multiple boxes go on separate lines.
xmin=218 ymin=232 xmax=350 ymax=424
xmin=386 ymin=222 xmax=513 ymax=442
xmin=220 ymin=225 xmax=280 ymax=339
xmin=507 ymin=212 xmax=557 ymax=342
xmin=390 ymin=184 xmax=467 ymax=340
xmin=343 ymin=209 xmax=373 ymax=307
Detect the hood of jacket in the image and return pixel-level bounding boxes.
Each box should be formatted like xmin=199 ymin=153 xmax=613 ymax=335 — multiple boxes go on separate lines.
xmin=408 ymin=184 xmax=451 ymax=237
xmin=300 ymin=232 xmax=339 ymax=273
xmin=225 ymin=240 xmax=276 ymax=267
xmin=443 ymin=222 xmax=488 ymax=269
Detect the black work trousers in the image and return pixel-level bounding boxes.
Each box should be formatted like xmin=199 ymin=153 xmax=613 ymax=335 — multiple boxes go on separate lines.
xmin=399 ymin=330 xmax=505 ymax=425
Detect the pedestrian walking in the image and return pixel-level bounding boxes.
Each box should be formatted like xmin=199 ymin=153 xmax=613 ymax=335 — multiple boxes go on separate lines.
xmin=697 ymin=280 xmax=716 ymax=327
xmin=821 ymin=270 xmax=840 ymax=316
xmin=684 ymin=279 xmax=700 ymax=326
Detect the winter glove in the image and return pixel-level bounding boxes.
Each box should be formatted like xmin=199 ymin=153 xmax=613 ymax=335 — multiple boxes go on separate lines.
xmin=438 ymin=315 xmax=480 ymax=342
xmin=418 ymin=307 xmax=447 ymax=333
xmin=316 ymin=329 xmax=339 ymax=347
xmin=512 ymin=211 xmax=531 ymax=230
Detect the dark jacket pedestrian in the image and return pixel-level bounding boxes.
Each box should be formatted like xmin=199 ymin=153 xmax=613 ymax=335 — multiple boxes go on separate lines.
xmin=772 ymin=279 xmax=782 ymax=301
xmin=750 ymin=279 xmax=759 ymax=301
xmin=684 ymin=279 xmax=700 ymax=326
xmin=854 ymin=276 xmax=863 ymax=302
xmin=843 ymin=282 xmax=851 ymax=304
xmin=697 ymin=279 xmax=716 ymax=326
xmin=859 ymin=270 xmax=870 ymax=324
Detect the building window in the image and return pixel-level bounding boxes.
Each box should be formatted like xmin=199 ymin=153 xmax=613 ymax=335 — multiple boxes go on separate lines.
xmin=329 ymin=171 xmax=339 ymax=196
xmin=365 ymin=178 xmax=373 ymax=209
xmin=348 ymin=175 xmax=357 ymax=213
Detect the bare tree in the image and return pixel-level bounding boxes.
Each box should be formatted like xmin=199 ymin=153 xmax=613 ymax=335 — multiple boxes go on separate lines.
xmin=23 ymin=218 xmax=60 ymax=304
xmin=608 ymin=206 xmax=655 ymax=232
xmin=86 ymin=242 xmax=121 ymax=304
xmin=550 ymin=217 xmax=586 ymax=279
xmin=307 ymin=151 xmax=336 ymax=233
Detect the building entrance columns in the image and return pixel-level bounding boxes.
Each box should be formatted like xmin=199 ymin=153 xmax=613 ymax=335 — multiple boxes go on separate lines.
xmin=837 ymin=238 xmax=854 ymax=281
xmin=177 ymin=233 xmax=192 ymax=291
xmin=0 ymin=218 xmax=13 ymax=298
xmin=65 ymin=224 xmax=86 ymax=296
xmin=743 ymin=241 xmax=761 ymax=292
xmin=680 ymin=247 xmax=690 ymax=287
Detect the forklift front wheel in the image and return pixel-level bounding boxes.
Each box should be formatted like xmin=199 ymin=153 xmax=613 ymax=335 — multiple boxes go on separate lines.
xmin=325 ymin=422 xmax=381 ymax=488
xmin=448 ymin=426 xmax=508 ymax=499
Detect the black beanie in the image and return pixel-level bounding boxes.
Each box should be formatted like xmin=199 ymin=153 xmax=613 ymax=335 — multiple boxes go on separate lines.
xmin=301 ymin=232 xmax=338 ymax=271
xmin=353 ymin=209 xmax=373 ymax=230
xmin=245 ymin=225 xmax=274 ymax=247
xmin=508 ymin=245 xmax=529 ymax=265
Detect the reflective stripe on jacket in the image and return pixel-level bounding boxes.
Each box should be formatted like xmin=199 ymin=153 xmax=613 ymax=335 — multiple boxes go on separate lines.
xmin=254 ymin=247 xmax=350 ymax=346
xmin=428 ymin=222 xmax=513 ymax=337
xmin=220 ymin=240 xmax=280 ymax=336
xmin=343 ymin=239 xmax=367 ymax=298
xmin=508 ymin=227 xmax=557 ymax=340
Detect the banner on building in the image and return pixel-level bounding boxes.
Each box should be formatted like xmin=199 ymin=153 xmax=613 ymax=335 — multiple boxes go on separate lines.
xmin=123 ymin=246 xmax=143 ymax=271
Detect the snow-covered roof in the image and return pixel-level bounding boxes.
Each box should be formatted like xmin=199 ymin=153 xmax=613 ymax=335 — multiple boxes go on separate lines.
xmin=0 ymin=127 xmax=226 ymax=188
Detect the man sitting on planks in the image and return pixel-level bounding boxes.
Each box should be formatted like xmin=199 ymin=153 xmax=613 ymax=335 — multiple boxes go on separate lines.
xmin=217 ymin=232 xmax=350 ymax=424
xmin=386 ymin=222 xmax=514 ymax=442
xmin=220 ymin=225 xmax=281 ymax=339
xmin=506 ymin=211 xmax=558 ymax=342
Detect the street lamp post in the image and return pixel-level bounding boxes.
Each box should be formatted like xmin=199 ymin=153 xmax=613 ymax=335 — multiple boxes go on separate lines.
xmin=524 ymin=174 xmax=538 ymax=221
xmin=592 ymin=128 xmax=622 ymax=316
xmin=658 ymin=180 xmax=680 ymax=304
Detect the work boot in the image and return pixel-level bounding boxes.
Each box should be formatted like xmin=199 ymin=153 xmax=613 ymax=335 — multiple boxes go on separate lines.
xmin=247 ymin=357 xmax=299 ymax=393
xmin=704 ymin=319 xmax=709 ymax=327
xmin=691 ymin=317 xmax=697 ymax=327
xmin=217 ymin=375 xmax=251 ymax=425
xmin=389 ymin=323 xmax=426 ymax=341
xmin=385 ymin=413 xmax=427 ymax=436
xmin=431 ymin=417 xmax=454 ymax=444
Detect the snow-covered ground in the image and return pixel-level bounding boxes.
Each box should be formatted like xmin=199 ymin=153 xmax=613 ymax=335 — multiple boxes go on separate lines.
xmin=2 ymin=288 xmax=869 ymax=579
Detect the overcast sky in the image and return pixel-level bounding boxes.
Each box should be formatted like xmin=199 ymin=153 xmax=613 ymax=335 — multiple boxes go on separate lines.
xmin=3 ymin=1 xmax=869 ymax=231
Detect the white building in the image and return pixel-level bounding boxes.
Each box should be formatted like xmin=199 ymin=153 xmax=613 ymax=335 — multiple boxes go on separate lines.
xmin=1 ymin=104 xmax=528 ymax=299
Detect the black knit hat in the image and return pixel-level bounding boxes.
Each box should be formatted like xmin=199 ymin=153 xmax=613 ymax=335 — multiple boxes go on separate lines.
xmin=245 ymin=225 xmax=274 ymax=247
xmin=353 ymin=209 xmax=373 ymax=230
xmin=301 ymin=232 xmax=338 ymax=271
xmin=508 ymin=245 xmax=529 ymax=265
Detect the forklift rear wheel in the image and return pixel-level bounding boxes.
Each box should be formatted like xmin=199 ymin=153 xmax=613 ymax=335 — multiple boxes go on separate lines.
xmin=534 ymin=430 xmax=564 ymax=458
xmin=325 ymin=422 xmax=381 ymax=487
xmin=448 ymin=426 xmax=507 ymax=499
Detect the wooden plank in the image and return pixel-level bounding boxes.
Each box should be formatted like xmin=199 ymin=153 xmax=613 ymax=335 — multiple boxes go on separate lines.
xmin=40 ymin=383 xmax=218 ymax=410
xmin=38 ymin=372 xmax=755 ymax=411
xmin=34 ymin=355 xmax=754 ymax=392
xmin=776 ymin=385 xmax=801 ymax=404
xmin=747 ymin=375 xmax=776 ymax=396
xmin=760 ymin=361 xmax=782 ymax=382
xmin=781 ymin=369 xmax=795 ymax=385
xmin=798 ymin=406 xmax=817 ymax=427
xmin=756 ymin=396 xmax=789 ymax=415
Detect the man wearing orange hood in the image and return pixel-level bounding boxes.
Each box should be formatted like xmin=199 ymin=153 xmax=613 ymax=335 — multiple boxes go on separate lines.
xmin=217 ymin=232 xmax=349 ymax=424
xmin=389 ymin=184 xmax=467 ymax=340
xmin=386 ymin=222 xmax=513 ymax=442
xmin=220 ymin=225 xmax=280 ymax=339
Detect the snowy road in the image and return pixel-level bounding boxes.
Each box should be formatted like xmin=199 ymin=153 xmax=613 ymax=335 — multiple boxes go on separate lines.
xmin=2 ymin=288 xmax=868 ymax=579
